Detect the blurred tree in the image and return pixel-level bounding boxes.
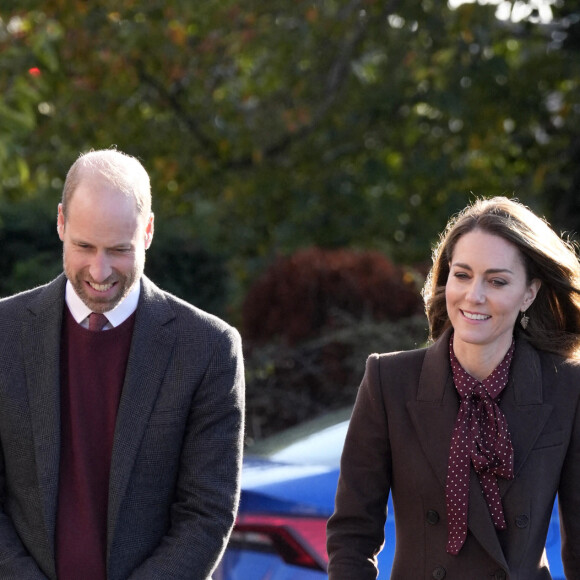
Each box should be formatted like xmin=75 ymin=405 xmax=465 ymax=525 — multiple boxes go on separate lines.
xmin=0 ymin=0 xmax=578 ymax=318
xmin=0 ymin=198 xmax=62 ymax=296
xmin=242 ymin=246 xmax=424 ymax=344
xmin=241 ymin=245 xmax=428 ymax=437
xmin=538 ymin=1 xmax=580 ymax=232
xmin=145 ymin=220 xmax=230 ymax=318
xmin=244 ymin=313 xmax=428 ymax=441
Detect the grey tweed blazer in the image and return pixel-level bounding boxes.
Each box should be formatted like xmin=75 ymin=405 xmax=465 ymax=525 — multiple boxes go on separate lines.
xmin=0 ymin=274 xmax=245 ymax=580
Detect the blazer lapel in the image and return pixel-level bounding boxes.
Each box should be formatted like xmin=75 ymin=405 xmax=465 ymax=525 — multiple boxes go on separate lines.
xmin=22 ymin=275 xmax=67 ymax=553
xmin=407 ymin=329 xmax=509 ymax=569
xmin=407 ymin=329 xmax=458 ymax=490
xmin=498 ymin=338 xmax=552 ymax=493
xmin=465 ymin=338 xmax=550 ymax=568
xmin=107 ymin=277 xmax=176 ymax=544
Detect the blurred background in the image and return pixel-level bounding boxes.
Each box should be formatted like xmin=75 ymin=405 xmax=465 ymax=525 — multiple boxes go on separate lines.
xmin=1 ymin=0 xmax=579 ymax=445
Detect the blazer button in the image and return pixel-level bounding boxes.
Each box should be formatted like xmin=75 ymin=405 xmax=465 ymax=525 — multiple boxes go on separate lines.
xmin=515 ymin=514 xmax=529 ymax=528
xmin=432 ymin=566 xmax=446 ymax=579
xmin=426 ymin=510 xmax=440 ymax=525
xmin=494 ymin=570 xmax=507 ymax=580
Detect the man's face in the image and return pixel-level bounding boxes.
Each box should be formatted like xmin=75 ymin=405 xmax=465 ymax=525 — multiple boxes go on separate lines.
xmin=57 ymin=178 xmax=154 ymax=313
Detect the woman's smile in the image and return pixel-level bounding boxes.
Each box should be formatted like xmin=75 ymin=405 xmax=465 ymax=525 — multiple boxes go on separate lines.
xmin=446 ymin=229 xmax=540 ymax=377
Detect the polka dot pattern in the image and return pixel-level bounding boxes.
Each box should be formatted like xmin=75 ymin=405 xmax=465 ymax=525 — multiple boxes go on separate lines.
xmin=445 ymin=334 xmax=515 ymax=555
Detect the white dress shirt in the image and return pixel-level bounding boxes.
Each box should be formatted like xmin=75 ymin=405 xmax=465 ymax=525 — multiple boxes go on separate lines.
xmin=65 ymin=280 xmax=141 ymax=330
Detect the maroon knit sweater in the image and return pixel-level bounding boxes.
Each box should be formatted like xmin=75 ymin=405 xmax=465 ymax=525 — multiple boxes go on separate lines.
xmin=56 ymin=308 xmax=135 ymax=580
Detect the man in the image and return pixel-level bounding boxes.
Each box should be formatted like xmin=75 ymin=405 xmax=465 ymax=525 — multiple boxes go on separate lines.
xmin=0 ymin=149 xmax=245 ymax=579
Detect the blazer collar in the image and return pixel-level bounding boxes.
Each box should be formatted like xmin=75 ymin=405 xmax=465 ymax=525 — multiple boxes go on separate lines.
xmin=415 ymin=328 xmax=547 ymax=405
xmin=106 ymin=276 xmax=177 ymax=545
xmin=23 ymin=274 xmax=68 ymax=557
xmin=407 ymin=328 xmax=552 ymax=568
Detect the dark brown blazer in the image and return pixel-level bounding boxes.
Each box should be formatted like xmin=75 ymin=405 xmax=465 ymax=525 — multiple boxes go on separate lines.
xmin=0 ymin=274 xmax=245 ymax=580
xmin=327 ymin=328 xmax=580 ymax=579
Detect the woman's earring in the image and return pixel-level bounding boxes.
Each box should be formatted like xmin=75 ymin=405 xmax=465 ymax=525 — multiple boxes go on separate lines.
xmin=520 ymin=310 xmax=529 ymax=329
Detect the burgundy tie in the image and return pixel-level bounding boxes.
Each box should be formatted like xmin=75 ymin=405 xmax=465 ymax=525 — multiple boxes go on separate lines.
xmin=445 ymin=335 xmax=515 ymax=555
xmin=88 ymin=312 xmax=109 ymax=331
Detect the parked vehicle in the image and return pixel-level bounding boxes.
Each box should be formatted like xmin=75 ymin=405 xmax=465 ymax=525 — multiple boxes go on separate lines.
xmin=214 ymin=407 xmax=565 ymax=579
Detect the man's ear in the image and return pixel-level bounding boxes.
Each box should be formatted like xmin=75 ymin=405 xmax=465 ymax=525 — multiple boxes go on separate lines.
xmin=144 ymin=213 xmax=154 ymax=250
xmin=57 ymin=204 xmax=65 ymax=241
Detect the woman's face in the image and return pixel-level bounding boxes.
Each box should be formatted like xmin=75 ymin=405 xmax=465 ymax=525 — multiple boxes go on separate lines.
xmin=446 ymin=229 xmax=540 ymax=362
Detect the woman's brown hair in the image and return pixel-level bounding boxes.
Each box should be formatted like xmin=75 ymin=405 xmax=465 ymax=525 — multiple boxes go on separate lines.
xmin=423 ymin=196 xmax=580 ymax=358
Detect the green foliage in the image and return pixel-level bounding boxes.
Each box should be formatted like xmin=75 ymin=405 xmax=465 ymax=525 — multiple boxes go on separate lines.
xmin=0 ymin=198 xmax=61 ymax=296
xmin=0 ymin=0 xmax=579 ymax=315
xmin=145 ymin=221 xmax=230 ymax=319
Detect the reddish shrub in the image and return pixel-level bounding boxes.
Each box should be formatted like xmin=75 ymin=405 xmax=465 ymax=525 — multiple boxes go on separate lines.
xmin=242 ymin=247 xmax=424 ymax=344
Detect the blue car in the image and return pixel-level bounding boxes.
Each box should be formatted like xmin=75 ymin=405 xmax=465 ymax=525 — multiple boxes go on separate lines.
xmin=215 ymin=407 xmax=565 ymax=579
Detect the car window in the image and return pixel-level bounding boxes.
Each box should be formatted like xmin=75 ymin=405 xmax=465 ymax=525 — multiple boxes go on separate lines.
xmin=246 ymin=407 xmax=352 ymax=467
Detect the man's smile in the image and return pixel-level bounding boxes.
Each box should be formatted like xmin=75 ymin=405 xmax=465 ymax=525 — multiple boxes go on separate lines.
xmin=87 ymin=280 xmax=117 ymax=293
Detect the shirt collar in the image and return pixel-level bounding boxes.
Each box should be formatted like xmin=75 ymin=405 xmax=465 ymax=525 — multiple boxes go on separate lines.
xmin=449 ymin=333 xmax=515 ymax=399
xmin=65 ymin=279 xmax=141 ymax=328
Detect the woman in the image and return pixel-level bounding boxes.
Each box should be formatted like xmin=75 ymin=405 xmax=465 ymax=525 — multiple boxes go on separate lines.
xmin=327 ymin=197 xmax=580 ymax=579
